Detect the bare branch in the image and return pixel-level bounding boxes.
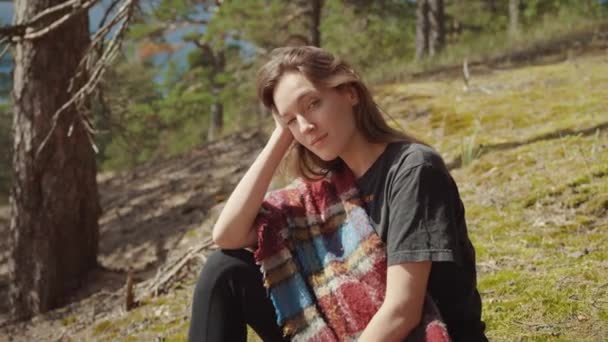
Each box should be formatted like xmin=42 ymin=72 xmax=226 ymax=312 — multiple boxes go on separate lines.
xmin=21 ymin=12 xmax=73 ymax=40
xmin=35 ymin=0 xmax=139 ymax=158
xmin=98 ymin=0 xmax=124 ymax=31
xmin=3 ymin=0 xmax=99 ymax=42
xmin=28 ymin=0 xmax=96 ymax=27
xmin=0 ymin=43 xmax=9 ymax=61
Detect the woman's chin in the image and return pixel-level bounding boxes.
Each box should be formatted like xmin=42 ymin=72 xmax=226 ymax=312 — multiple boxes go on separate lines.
xmin=314 ymin=151 xmax=338 ymax=162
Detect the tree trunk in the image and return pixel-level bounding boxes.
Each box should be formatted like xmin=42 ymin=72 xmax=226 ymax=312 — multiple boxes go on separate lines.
xmin=485 ymin=0 xmax=498 ymax=14
xmin=509 ymin=0 xmax=520 ymax=38
xmin=207 ymin=50 xmax=225 ymax=141
xmin=310 ymin=0 xmax=322 ymax=47
xmin=208 ymin=101 xmax=223 ymax=141
xmin=428 ymin=0 xmax=445 ymax=56
xmin=415 ymin=0 xmax=430 ymax=61
xmin=9 ymin=0 xmax=100 ymax=320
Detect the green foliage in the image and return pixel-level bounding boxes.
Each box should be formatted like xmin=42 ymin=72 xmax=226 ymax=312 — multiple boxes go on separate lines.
xmin=460 ymin=123 xmax=482 ymax=167
xmin=206 ymin=0 xmax=291 ymax=49
xmin=445 ymin=0 xmax=605 ymax=34
xmin=522 ymin=0 xmax=602 ymax=19
xmin=152 ymin=0 xmax=193 ymax=22
xmin=126 ymin=22 xmax=165 ymax=41
xmin=322 ymin=0 xmax=416 ymax=78
xmin=97 ymin=0 xmax=608 ymax=173
xmin=96 ymin=59 xmax=164 ymax=170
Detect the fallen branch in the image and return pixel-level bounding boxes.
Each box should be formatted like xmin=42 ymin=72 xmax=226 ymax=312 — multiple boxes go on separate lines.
xmin=139 ymin=237 xmax=216 ymax=300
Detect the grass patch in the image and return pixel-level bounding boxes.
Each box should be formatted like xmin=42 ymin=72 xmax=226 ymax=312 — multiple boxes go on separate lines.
xmin=376 ymin=54 xmax=608 ymax=164
xmin=373 ymin=52 xmax=608 ymax=340
xmin=367 ymin=10 xmax=608 ymax=84
xmin=92 ymin=320 xmax=113 ymax=336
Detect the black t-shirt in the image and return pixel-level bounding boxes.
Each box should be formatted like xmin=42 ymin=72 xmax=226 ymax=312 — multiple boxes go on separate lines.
xmin=355 ymin=141 xmax=487 ymax=342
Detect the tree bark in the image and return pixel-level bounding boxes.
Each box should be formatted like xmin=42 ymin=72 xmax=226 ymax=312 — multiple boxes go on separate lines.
xmin=207 ymin=49 xmax=225 ymax=141
xmin=415 ymin=0 xmax=430 ymax=61
xmin=310 ymin=0 xmax=322 ymax=47
xmin=416 ymin=0 xmax=445 ymax=60
xmin=428 ymin=0 xmax=445 ymax=57
xmin=509 ymin=0 xmax=520 ymax=38
xmin=485 ymin=0 xmax=499 ymax=14
xmin=9 ymin=0 xmax=100 ymax=320
xmin=208 ymin=102 xmax=223 ymax=141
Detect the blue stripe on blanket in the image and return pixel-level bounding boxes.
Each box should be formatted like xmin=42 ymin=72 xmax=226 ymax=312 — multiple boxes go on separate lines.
xmin=293 ymin=220 xmax=373 ymax=275
xmin=270 ymin=272 xmax=315 ymax=322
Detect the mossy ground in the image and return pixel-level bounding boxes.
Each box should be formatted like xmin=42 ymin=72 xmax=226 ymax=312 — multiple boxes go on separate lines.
xmin=82 ymin=53 xmax=607 ymax=341
xmin=377 ymin=53 xmax=608 ymax=341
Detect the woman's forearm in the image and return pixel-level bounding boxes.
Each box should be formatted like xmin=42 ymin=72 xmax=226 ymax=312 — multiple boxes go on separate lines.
xmin=211 ymin=127 xmax=292 ymax=249
xmin=358 ymin=302 xmax=418 ymax=341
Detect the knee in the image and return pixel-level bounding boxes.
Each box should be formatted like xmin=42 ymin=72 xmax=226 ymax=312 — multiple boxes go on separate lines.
xmin=194 ymin=249 xmax=255 ymax=289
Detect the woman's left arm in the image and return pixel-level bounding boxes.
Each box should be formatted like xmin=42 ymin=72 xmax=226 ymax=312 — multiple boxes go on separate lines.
xmin=358 ymin=260 xmax=431 ymax=341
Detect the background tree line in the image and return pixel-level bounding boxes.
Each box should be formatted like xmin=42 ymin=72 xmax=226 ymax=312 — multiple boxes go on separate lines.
xmin=93 ymin=0 xmax=608 ymax=173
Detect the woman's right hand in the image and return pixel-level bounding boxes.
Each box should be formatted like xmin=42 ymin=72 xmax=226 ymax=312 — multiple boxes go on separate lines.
xmin=272 ymin=114 xmax=294 ymax=149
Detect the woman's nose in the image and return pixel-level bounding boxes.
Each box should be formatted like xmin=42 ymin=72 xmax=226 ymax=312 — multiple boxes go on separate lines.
xmin=297 ymin=115 xmax=315 ymax=134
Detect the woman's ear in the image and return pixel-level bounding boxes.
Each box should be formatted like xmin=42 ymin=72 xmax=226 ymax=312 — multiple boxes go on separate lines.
xmin=344 ymin=85 xmax=359 ymax=106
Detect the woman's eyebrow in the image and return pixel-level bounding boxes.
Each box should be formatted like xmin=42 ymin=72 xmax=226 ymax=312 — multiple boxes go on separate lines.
xmin=279 ymin=90 xmax=317 ymax=117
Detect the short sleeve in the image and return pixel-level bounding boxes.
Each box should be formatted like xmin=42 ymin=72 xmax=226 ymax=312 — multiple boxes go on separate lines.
xmin=385 ymin=162 xmax=461 ymax=266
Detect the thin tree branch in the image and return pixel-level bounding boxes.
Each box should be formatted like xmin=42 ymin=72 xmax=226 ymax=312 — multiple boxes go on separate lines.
xmin=28 ymin=0 xmax=95 ymax=27
xmin=0 ymin=43 xmax=9 ymax=61
xmin=3 ymin=0 xmax=99 ymax=42
xmin=98 ymin=0 xmax=124 ymax=31
xmin=35 ymin=0 xmax=139 ymax=158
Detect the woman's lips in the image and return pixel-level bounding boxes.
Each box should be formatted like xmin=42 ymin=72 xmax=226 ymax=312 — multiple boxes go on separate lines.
xmin=311 ymin=133 xmax=328 ymax=147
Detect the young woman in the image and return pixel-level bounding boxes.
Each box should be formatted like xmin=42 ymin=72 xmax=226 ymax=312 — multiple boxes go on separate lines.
xmin=188 ymin=46 xmax=487 ymax=342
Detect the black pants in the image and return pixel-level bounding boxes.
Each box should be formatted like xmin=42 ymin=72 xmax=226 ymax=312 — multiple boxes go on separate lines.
xmin=188 ymin=249 xmax=288 ymax=342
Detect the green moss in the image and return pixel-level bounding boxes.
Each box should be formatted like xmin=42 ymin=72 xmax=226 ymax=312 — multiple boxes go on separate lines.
xmin=248 ymin=325 xmax=263 ymax=342
xmin=61 ymin=315 xmax=77 ymax=326
xmin=382 ymin=53 xmax=608 ymax=340
xmin=92 ymin=320 xmax=113 ymax=336
xmin=165 ymin=332 xmax=188 ymax=342
xmin=587 ymin=194 xmax=608 ymax=216
xmin=478 ymin=269 xmax=522 ymax=293
xmin=184 ymin=228 xmax=199 ymax=239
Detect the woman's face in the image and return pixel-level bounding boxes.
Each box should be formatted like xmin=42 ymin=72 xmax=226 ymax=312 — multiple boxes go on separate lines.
xmin=273 ymin=71 xmax=359 ymax=161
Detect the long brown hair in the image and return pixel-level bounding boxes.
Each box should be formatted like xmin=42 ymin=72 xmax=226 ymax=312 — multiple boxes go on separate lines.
xmin=256 ymin=46 xmax=423 ymax=180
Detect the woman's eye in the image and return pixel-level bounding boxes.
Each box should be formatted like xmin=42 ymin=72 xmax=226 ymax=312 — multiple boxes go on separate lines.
xmin=308 ymin=99 xmax=320 ymax=110
xmin=286 ymin=118 xmax=296 ymax=125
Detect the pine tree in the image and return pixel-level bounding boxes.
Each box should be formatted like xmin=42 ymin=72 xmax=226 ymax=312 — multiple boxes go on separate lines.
xmin=9 ymin=0 xmax=100 ymax=319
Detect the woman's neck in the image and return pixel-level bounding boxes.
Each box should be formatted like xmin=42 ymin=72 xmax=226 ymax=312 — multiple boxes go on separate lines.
xmin=339 ymin=134 xmax=388 ymax=179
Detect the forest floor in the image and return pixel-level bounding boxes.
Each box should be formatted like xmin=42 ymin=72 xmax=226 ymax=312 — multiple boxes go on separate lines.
xmin=0 ymin=35 xmax=607 ymax=341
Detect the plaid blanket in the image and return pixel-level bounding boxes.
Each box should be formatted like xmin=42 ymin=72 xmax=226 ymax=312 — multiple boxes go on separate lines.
xmin=253 ymin=164 xmax=450 ymax=341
